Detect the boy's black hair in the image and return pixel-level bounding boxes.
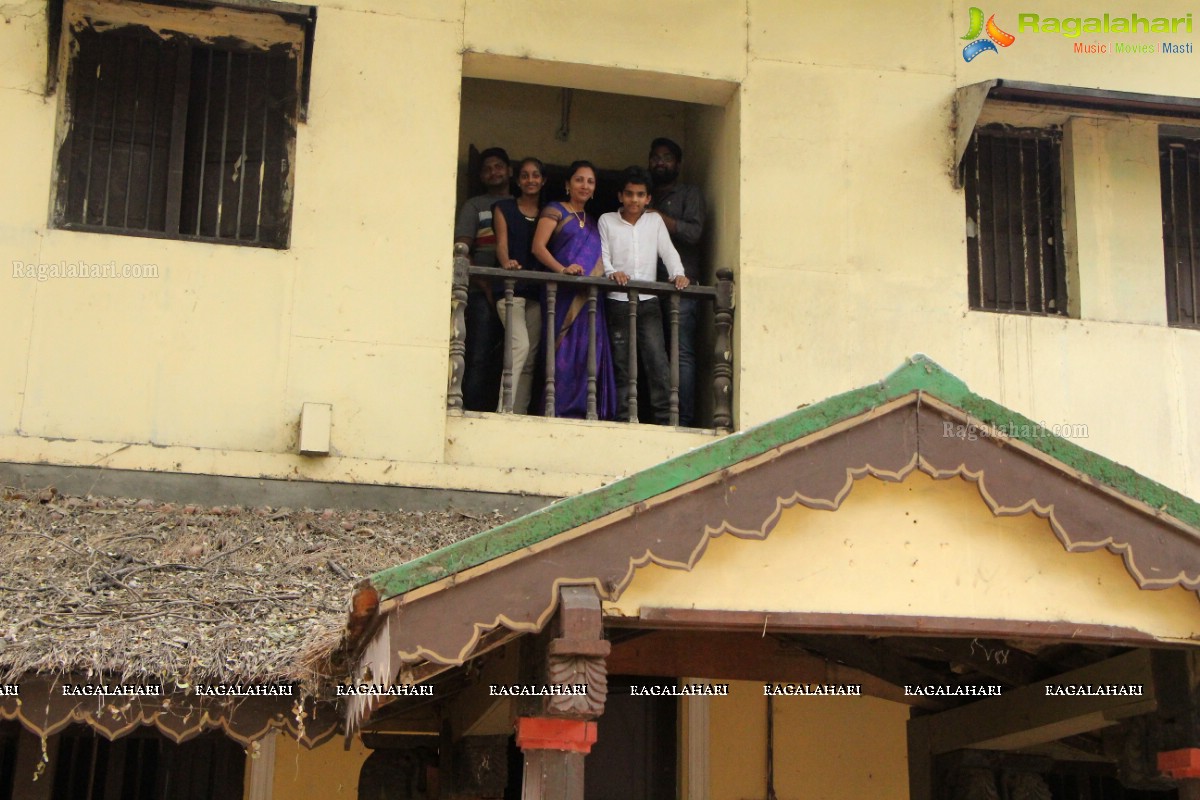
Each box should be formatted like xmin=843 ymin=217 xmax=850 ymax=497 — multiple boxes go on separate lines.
xmin=648 ymin=137 xmax=683 ymax=162
xmin=477 ymin=147 xmax=510 ymax=169
xmin=620 ymin=165 xmax=654 ymax=193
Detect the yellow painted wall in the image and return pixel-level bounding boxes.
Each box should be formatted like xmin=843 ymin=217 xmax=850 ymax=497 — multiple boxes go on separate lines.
xmin=705 ymin=681 xmax=910 ymax=800
xmin=609 ymin=471 xmax=1200 ymax=642
xmin=1 ymin=0 xmax=1198 ymax=501
xmin=271 ymin=735 xmax=371 ymax=800
xmin=708 ymin=681 xmax=767 ymax=800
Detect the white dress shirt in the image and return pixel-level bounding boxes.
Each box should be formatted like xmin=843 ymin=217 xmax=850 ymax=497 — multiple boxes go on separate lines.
xmin=599 ymin=210 xmax=685 ymax=302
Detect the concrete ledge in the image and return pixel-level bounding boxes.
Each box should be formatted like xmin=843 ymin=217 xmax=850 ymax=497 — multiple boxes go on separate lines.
xmin=0 ymin=461 xmax=554 ymax=516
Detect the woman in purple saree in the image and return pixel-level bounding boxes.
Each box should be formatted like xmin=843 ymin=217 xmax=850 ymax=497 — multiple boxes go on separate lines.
xmin=531 ymin=161 xmax=617 ymax=420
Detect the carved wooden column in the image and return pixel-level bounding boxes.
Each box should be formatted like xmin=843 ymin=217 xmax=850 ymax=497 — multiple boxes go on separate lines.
xmin=712 ymin=268 xmax=735 ymax=432
xmin=447 ymin=243 xmax=470 ymax=413
xmin=515 ymin=586 xmax=610 ymax=800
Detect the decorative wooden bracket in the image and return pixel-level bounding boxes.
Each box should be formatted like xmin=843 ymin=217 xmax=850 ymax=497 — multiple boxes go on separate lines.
xmin=545 ymin=585 xmax=610 ymax=719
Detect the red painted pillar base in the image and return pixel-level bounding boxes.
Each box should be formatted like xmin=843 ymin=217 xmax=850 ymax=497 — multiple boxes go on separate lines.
xmin=516 ymin=718 xmax=597 ymax=800
xmin=1160 ymin=749 xmax=1200 ymax=779
xmin=516 ymin=717 xmax=597 ymax=754
xmin=1159 ymin=749 xmax=1200 ymax=800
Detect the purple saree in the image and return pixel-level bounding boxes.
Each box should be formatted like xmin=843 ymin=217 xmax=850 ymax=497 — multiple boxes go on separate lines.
xmin=544 ymin=203 xmax=617 ymax=420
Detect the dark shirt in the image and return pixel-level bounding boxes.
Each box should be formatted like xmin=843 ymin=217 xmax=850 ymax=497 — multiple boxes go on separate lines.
xmin=492 ymin=197 xmax=541 ymax=300
xmin=653 ymin=183 xmax=705 ymax=283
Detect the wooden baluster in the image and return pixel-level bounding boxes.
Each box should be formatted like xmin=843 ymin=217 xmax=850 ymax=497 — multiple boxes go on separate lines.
xmin=586 ymin=286 xmax=598 ymax=421
xmin=668 ymin=293 xmax=680 ymax=427
xmin=501 ymin=278 xmax=516 ymax=413
xmin=447 ymin=243 xmax=469 ymax=412
xmin=626 ymin=290 xmax=638 ymax=423
xmin=544 ymin=282 xmax=557 ymax=417
xmin=713 ymin=269 xmax=735 ymax=431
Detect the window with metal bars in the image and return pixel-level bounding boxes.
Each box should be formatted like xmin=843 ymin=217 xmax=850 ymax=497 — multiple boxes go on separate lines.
xmin=963 ymin=126 xmax=1067 ymax=315
xmin=49 ymin=727 xmax=244 ymax=800
xmin=1161 ymin=135 xmax=1200 ymax=329
xmin=53 ymin=14 xmax=302 ymax=248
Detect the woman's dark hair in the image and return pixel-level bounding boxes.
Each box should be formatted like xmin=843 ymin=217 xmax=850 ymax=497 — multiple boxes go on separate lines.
xmin=566 ymin=160 xmax=597 ymax=179
xmin=517 ymin=156 xmax=546 ymax=176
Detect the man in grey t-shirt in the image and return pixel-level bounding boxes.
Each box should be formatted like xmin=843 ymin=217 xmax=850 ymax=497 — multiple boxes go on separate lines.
xmin=454 ymin=148 xmax=511 ymax=411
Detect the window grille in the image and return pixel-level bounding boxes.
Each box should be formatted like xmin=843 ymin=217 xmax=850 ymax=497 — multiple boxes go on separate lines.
xmin=54 ymin=22 xmax=299 ymax=248
xmin=964 ymin=126 xmax=1067 ymax=315
xmin=51 ymin=728 xmax=244 ymax=800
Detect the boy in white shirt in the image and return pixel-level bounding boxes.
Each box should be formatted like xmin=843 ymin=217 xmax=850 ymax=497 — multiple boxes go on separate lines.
xmin=600 ymin=166 xmax=690 ymax=424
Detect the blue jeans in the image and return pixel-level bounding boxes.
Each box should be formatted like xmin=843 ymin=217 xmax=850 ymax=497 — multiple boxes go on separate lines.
xmin=665 ymin=295 xmax=699 ymax=427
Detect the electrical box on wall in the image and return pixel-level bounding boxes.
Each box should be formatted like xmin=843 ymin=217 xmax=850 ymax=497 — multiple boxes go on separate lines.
xmin=299 ymin=403 xmax=332 ymax=456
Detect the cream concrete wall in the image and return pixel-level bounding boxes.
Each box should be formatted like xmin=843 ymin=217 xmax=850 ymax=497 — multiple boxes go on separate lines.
xmin=1 ymin=0 xmax=1199 ymax=504
xmin=608 ymin=471 xmax=1200 ymax=643
xmin=704 ymin=681 xmax=910 ymax=800
xmin=271 ymin=735 xmax=371 ymax=800
xmin=708 ymin=681 xmax=767 ymax=800
xmin=732 ymin=0 xmax=1200 ymax=499
xmin=462 ymin=0 xmax=747 ymax=88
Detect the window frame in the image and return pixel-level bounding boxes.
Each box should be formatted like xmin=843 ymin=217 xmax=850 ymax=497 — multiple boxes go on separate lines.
xmin=51 ymin=0 xmax=313 ymax=250
xmin=1160 ymin=132 xmax=1200 ymax=329
xmin=963 ymin=124 xmax=1068 ymax=317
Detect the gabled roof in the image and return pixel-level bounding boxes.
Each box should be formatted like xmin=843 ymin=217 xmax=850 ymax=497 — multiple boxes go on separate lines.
xmin=370 ymin=355 xmax=1200 ymax=600
xmin=347 ymin=355 xmax=1200 ymax=732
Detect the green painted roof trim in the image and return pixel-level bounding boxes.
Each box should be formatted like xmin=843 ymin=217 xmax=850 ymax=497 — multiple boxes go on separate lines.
xmin=371 ymin=355 xmax=1200 ymax=598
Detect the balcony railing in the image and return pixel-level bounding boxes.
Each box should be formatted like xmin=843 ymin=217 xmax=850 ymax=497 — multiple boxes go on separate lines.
xmin=447 ymin=244 xmax=735 ymax=431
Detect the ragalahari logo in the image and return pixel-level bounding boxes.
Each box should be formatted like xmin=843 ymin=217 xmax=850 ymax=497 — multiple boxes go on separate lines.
xmin=962 ymin=7 xmax=1017 ymax=60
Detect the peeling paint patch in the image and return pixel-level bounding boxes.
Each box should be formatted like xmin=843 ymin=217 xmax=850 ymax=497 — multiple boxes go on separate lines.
xmin=68 ymin=0 xmax=304 ymax=51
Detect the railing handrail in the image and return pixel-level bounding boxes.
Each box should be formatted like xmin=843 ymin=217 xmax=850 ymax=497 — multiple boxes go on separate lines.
xmin=467 ymin=265 xmax=718 ymax=298
xmin=448 ymin=244 xmax=734 ymax=431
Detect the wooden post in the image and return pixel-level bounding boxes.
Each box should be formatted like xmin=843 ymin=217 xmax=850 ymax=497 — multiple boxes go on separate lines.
xmin=515 ymin=586 xmax=610 ymax=800
xmin=501 ymin=278 xmax=516 ymax=413
xmin=668 ymin=293 xmax=680 ymax=427
xmin=517 ymin=719 xmax=595 ymax=800
xmin=712 ymin=269 xmax=735 ymax=432
xmin=586 ymin=287 xmax=598 ymax=421
xmin=544 ymin=283 xmax=557 ymax=417
xmin=626 ymin=290 xmax=638 ymax=423
xmin=907 ymin=714 xmax=935 ymax=800
xmin=447 ymin=243 xmax=470 ymax=413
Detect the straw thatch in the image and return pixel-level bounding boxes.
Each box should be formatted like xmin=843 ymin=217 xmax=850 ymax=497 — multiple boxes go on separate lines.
xmin=0 ymin=486 xmax=506 ymax=693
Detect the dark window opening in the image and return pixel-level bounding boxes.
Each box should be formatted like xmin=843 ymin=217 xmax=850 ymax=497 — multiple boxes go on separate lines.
xmin=1161 ymin=135 xmax=1200 ymax=329
xmin=964 ymin=126 xmax=1067 ymax=315
xmin=54 ymin=20 xmax=299 ymax=249
xmin=50 ymin=727 xmax=244 ymax=800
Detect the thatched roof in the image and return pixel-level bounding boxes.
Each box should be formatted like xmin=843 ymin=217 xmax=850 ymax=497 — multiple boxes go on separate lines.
xmin=0 ymin=485 xmax=506 ymax=694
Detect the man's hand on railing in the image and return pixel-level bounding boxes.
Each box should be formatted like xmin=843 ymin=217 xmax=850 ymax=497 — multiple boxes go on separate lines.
xmin=610 ymin=271 xmax=630 ymax=286
xmin=501 ymin=259 xmax=523 ymax=270
xmin=673 ymin=275 xmax=690 ymax=290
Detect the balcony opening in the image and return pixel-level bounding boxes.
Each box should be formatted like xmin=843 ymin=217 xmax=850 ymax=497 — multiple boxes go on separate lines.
xmin=451 ymin=75 xmax=739 ymax=431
